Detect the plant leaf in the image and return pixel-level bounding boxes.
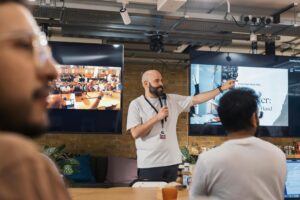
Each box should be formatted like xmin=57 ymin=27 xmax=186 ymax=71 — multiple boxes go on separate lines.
xmin=63 ymin=164 xmax=74 ymax=175
xmin=65 ymin=158 xmax=80 ymax=165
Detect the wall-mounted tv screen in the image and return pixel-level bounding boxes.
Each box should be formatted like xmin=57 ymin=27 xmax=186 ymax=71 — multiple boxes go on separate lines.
xmin=48 ymin=42 xmax=123 ymax=133
xmin=189 ymin=51 xmax=300 ymax=137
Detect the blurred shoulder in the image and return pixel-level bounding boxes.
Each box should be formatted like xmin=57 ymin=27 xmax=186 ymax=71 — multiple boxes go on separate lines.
xmin=0 ymin=132 xmax=38 ymax=151
xmin=255 ymin=137 xmax=286 ymax=158
xmin=129 ymin=95 xmax=144 ymax=105
xmin=0 ymin=133 xmax=40 ymax=167
xmin=197 ymin=144 xmax=227 ymax=164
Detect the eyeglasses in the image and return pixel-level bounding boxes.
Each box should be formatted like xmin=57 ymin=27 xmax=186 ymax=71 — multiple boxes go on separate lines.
xmin=0 ymin=31 xmax=55 ymax=68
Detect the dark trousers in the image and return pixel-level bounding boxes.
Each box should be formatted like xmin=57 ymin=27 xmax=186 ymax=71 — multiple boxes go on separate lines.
xmin=138 ymin=164 xmax=179 ymax=183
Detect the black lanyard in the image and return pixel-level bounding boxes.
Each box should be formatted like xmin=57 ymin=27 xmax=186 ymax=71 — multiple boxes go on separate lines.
xmin=143 ymin=95 xmax=164 ymax=128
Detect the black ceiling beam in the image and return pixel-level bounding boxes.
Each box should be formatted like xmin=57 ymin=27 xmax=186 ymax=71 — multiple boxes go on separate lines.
xmin=272 ymin=2 xmax=298 ymax=24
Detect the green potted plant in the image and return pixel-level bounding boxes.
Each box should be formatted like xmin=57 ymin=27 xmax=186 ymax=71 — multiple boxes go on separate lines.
xmin=180 ymin=146 xmax=198 ymax=175
xmin=180 ymin=146 xmax=198 ymax=164
xmin=43 ymin=144 xmax=79 ymax=175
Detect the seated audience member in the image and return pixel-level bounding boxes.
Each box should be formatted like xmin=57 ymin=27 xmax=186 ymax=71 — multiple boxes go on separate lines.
xmin=51 ymin=86 xmax=61 ymax=94
xmin=48 ymin=95 xmax=66 ymax=109
xmin=87 ymin=80 xmax=95 ymax=92
xmin=190 ymin=88 xmax=286 ymax=200
xmin=74 ymin=83 xmax=83 ymax=93
xmin=79 ymin=74 xmax=85 ymax=82
xmin=60 ymin=83 xmax=70 ymax=93
xmin=82 ymin=83 xmax=87 ymax=92
xmin=0 ymin=0 xmax=71 ymax=199
xmin=67 ymin=74 xmax=74 ymax=82
xmin=73 ymin=74 xmax=80 ymax=83
xmin=69 ymin=84 xmax=74 ymax=93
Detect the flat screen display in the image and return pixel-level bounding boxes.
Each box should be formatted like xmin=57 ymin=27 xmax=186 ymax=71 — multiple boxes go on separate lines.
xmin=285 ymin=159 xmax=300 ymax=199
xmin=48 ymin=42 xmax=123 ymax=133
xmin=189 ymin=51 xmax=300 ymax=137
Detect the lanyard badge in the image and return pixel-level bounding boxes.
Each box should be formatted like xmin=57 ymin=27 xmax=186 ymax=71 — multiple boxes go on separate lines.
xmin=144 ymin=95 xmax=167 ymax=140
xmin=160 ymin=130 xmax=166 ymax=139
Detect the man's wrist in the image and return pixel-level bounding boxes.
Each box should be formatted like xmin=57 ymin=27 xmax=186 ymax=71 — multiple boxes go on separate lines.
xmin=155 ymin=115 xmax=165 ymax=122
xmin=217 ymin=85 xmax=223 ymax=93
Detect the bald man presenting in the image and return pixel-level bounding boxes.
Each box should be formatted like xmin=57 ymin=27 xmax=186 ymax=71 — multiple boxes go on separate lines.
xmin=127 ymin=70 xmax=235 ymax=182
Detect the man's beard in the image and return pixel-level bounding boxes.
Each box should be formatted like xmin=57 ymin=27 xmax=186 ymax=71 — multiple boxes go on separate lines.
xmin=7 ymin=123 xmax=47 ymax=139
xmin=0 ymin=108 xmax=48 ymax=139
xmin=0 ymin=86 xmax=49 ymax=139
xmin=149 ymin=83 xmax=164 ymax=97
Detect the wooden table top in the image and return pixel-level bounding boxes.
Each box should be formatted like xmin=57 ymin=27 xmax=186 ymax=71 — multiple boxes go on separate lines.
xmin=69 ymin=187 xmax=189 ymax=200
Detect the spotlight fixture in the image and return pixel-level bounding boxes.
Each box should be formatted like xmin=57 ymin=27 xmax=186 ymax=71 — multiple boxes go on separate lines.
xmin=145 ymin=31 xmax=168 ymax=53
xmin=149 ymin=34 xmax=164 ymax=53
xmin=265 ymin=17 xmax=272 ymax=24
xmin=261 ymin=16 xmax=273 ymax=25
xmin=241 ymin=15 xmax=251 ymax=23
xmin=251 ymin=16 xmax=258 ymax=24
xmin=120 ymin=7 xmax=131 ymax=25
xmin=226 ymin=53 xmax=231 ymax=62
xmin=243 ymin=15 xmax=251 ymax=23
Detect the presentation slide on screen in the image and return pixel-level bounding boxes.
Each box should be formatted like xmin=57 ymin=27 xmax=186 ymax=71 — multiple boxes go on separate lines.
xmin=190 ymin=64 xmax=288 ymax=126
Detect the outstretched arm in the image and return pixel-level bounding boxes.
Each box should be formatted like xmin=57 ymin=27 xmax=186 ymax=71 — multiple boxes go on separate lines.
xmin=90 ymin=91 xmax=104 ymax=109
xmin=192 ymin=80 xmax=235 ymax=106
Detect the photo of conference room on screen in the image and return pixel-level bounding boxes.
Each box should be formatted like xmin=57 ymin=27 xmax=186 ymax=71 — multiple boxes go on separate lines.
xmin=47 ymin=65 xmax=122 ymax=110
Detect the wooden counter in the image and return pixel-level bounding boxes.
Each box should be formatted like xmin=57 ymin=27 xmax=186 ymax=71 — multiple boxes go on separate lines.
xmin=287 ymin=154 xmax=300 ymax=159
xmin=69 ymin=187 xmax=189 ymax=200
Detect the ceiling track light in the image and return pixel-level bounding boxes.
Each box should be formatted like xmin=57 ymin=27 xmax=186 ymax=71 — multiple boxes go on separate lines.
xmin=120 ymin=7 xmax=131 ymax=25
xmin=293 ymin=5 xmax=298 ymax=27
xmin=119 ymin=0 xmax=131 ymax=25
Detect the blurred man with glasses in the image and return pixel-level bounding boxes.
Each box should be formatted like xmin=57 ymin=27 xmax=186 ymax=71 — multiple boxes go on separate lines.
xmin=0 ymin=0 xmax=71 ymax=199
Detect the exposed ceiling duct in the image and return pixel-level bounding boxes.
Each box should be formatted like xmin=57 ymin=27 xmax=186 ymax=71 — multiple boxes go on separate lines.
xmin=118 ymin=0 xmax=187 ymax=12
xmin=29 ymin=0 xmax=300 ymax=63
xmin=157 ymin=0 xmax=187 ymax=12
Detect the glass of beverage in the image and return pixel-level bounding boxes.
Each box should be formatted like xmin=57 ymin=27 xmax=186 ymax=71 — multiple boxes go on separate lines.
xmin=162 ymin=187 xmax=178 ymax=200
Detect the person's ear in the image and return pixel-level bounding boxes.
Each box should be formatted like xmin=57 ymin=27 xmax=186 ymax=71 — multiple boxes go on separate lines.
xmin=143 ymin=80 xmax=148 ymax=88
xmin=250 ymin=112 xmax=258 ymax=128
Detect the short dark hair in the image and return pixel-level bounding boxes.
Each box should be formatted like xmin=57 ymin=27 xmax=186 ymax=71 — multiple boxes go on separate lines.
xmin=217 ymin=87 xmax=259 ymax=132
xmin=0 ymin=0 xmax=28 ymax=7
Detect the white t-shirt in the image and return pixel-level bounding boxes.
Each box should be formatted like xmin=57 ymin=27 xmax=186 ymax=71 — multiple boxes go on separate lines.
xmin=190 ymin=136 xmax=286 ymax=200
xmin=127 ymin=94 xmax=193 ymax=168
